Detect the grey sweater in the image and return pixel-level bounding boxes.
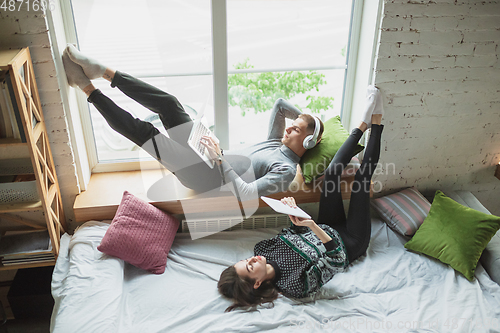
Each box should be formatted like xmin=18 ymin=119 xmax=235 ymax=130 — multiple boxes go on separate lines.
xmin=219 ymin=98 xmax=302 ymax=200
xmin=221 ymin=140 xmax=300 ymax=199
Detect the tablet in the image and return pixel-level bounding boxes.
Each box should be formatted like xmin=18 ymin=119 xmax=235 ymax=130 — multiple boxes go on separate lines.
xmin=260 ymin=196 xmax=311 ymax=219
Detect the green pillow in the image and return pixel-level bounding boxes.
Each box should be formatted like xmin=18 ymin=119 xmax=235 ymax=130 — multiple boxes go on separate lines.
xmin=404 ymin=190 xmax=500 ymax=281
xmin=299 ymin=116 xmax=364 ymax=183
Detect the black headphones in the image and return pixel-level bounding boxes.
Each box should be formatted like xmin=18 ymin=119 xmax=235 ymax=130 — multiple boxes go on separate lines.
xmin=302 ymin=116 xmax=320 ymax=149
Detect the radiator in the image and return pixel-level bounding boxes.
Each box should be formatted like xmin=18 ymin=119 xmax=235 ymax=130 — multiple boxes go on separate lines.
xmin=181 ymin=214 xmax=290 ymax=234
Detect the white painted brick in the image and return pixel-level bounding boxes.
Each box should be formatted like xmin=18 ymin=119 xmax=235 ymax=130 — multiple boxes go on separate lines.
xmin=382 ymin=80 xmax=418 ymax=95
xmin=373 ymin=69 xmax=398 ymax=84
xmin=410 ymin=17 xmax=436 ymax=31
xmin=473 ymin=42 xmax=497 ymax=56
xmin=33 ymin=60 xmax=56 ymax=75
xmin=0 ymin=31 xmax=50 ymax=48
xmin=414 ymin=55 xmax=456 ymax=68
xmin=0 ymin=11 xmax=45 ymax=20
xmin=45 ymin=116 xmax=69 ymax=133
xmin=434 ymin=17 xmax=460 ymax=31
xmin=469 ymin=2 xmax=500 ymax=16
xmin=389 ymin=94 xmax=423 ymax=107
xmin=50 ymin=149 xmax=74 ymax=165
xmin=28 ymin=45 xmax=53 ymax=62
xmin=377 ymin=43 xmax=395 ymax=58
xmin=393 ymin=43 xmax=453 ymax=57
xmin=455 ymin=54 xmax=497 ymax=67
xmin=49 ymin=142 xmax=75 ymax=157
xmin=450 ymin=43 xmax=476 ymax=56
xmin=0 ymin=17 xmax=21 ymax=35
xmin=421 ymin=96 xmax=455 ymax=113
xmin=43 ymin=104 xmax=65 ymax=117
xmin=379 ymin=31 xmax=420 ymax=44
xmin=422 ymin=3 xmax=471 ymax=18
xmin=38 ymin=89 xmax=63 ymax=106
xmin=394 ymin=68 xmax=448 ymax=81
xmin=384 ymin=3 xmax=429 ymax=17
xmin=463 ymin=30 xmax=500 ymax=43
xmin=419 ymin=31 xmax=464 ymax=45
xmin=382 ymin=16 xmax=411 ymax=31
xmin=18 ymin=16 xmax=47 ymax=34
xmin=457 ymin=16 xmax=500 ymax=31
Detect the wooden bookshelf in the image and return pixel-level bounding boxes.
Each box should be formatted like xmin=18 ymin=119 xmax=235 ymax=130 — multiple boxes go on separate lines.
xmin=0 ymin=47 xmax=66 ymax=269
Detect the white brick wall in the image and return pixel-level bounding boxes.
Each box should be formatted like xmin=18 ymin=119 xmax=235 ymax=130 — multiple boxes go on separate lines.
xmin=0 ymin=8 xmax=79 ymax=227
xmin=374 ymin=0 xmax=500 ymax=215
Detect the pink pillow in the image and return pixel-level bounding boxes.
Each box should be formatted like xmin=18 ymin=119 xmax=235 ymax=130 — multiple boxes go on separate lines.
xmin=97 ymin=191 xmax=179 ymax=274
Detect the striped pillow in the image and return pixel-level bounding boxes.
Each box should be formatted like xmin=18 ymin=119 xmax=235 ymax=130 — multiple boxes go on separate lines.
xmin=371 ymin=187 xmax=431 ymax=236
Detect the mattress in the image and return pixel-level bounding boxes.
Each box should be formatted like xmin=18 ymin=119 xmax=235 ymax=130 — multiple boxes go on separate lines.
xmin=51 ymin=218 xmax=500 ymax=333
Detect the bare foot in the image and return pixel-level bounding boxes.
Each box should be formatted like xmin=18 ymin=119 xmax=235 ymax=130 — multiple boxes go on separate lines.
xmin=82 ymin=83 xmax=97 ymax=97
xmin=103 ymin=68 xmax=116 ymax=82
xmin=371 ymin=114 xmax=382 ymax=125
xmin=358 ymin=122 xmax=368 ymax=132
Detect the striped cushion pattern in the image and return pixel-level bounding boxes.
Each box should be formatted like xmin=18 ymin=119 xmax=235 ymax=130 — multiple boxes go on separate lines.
xmin=371 ymin=187 xmax=431 ymax=236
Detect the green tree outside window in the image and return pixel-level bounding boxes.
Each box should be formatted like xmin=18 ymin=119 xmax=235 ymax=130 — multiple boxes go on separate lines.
xmin=228 ymin=58 xmax=334 ymax=116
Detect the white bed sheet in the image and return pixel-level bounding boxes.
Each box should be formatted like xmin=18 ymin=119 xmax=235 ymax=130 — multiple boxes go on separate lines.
xmin=51 ymin=218 xmax=500 ymax=333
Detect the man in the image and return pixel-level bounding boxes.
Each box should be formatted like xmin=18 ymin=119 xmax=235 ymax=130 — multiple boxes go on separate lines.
xmin=62 ymin=45 xmax=324 ymax=203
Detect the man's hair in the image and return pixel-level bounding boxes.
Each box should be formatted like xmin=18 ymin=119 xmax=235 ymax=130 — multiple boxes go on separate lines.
xmin=298 ymin=114 xmax=324 ymax=144
xmin=218 ymin=265 xmax=279 ymax=312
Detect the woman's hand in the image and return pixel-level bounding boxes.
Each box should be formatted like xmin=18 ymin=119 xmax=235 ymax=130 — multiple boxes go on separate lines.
xmin=281 ymin=197 xmax=317 ymax=228
xmin=289 ymin=215 xmax=316 ymax=228
xmin=200 ymin=135 xmax=222 ymax=161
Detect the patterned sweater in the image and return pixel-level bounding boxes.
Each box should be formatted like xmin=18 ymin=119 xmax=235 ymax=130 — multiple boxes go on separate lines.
xmin=254 ymin=224 xmax=349 ymax=299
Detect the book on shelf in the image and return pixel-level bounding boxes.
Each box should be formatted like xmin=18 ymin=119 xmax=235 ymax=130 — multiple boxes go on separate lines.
xmin=1 ymin=253 xmax=54 ymax=266
xmin=0 ymin=230 xmax=53 ymax=264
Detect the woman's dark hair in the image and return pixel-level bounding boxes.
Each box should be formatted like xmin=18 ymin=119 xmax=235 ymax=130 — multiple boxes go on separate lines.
xmin=218 ymin=265 xmax=279 ymax=312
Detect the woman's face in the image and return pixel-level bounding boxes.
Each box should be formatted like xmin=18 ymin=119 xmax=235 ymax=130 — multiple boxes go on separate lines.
xmin=234 ymin=256 xmax=268 ymax=289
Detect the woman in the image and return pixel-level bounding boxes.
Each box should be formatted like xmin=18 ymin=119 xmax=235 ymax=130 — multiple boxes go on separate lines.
xmin=218 ymin=86 xmax=384 ymax=311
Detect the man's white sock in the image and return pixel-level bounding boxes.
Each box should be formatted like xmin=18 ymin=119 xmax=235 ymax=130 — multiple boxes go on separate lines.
xmin=65 ymin=44 xmax=106 ymax=80
xmin=62 ymin=50 xmax=91 ymax=90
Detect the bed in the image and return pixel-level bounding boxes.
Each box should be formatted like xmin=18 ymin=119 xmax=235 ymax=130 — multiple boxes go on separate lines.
xmin=50 ymin=197 xmax=500 ymax=333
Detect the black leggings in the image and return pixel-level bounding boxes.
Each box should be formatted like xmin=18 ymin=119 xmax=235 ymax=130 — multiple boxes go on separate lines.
xmin=317 ymin=124 xmax=383 ymax=263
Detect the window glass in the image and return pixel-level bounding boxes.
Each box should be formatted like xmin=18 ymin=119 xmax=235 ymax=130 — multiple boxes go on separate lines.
xmin=71 ymin=0 xmax=353 ymax=162
xmin=71 ymin=0 xmax=213 ymax=162
xmin=226 ymin=0 xmax=352 ymax=149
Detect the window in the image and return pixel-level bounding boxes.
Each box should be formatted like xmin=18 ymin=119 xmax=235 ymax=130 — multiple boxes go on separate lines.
xmin=69 ymin=0 xmax=356 ymax=171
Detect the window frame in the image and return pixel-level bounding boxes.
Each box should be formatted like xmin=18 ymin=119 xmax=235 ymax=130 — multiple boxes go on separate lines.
xmin=54 ymin=0 xmax=380 ymax=176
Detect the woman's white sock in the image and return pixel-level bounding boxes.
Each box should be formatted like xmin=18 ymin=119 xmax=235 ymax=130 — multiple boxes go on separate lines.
xmin=362 ymin=86 xmax=378 ymax=127
xmin=65 ymin=44 xmax=106 ymax=80
xmin=62 ymin=49 xmax=91 ymax=90
xmin=372 ymin=87 xmax=384 ymax=116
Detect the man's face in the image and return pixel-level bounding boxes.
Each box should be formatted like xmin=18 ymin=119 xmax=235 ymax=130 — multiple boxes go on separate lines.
xmin=281 ymin=118 xmax=310 ymax=150
xmin=234 ymin=256 xmax=268 ymax=289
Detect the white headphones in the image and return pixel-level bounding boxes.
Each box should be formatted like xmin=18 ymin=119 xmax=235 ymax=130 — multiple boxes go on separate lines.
xmin=302 ymin=116 xmax=320 ymax=149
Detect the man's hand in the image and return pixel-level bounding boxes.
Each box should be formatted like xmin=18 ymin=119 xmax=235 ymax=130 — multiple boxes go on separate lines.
xmin=200 ymin=135 xmax=222 ymax=161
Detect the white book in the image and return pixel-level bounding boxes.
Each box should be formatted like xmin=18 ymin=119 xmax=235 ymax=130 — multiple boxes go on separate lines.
xmin=260 ymin=196 xmax=311 ymax=219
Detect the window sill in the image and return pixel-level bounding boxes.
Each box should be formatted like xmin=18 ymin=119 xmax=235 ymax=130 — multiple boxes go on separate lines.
xmin=73 ymin=167 xmax=364 ymax=224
